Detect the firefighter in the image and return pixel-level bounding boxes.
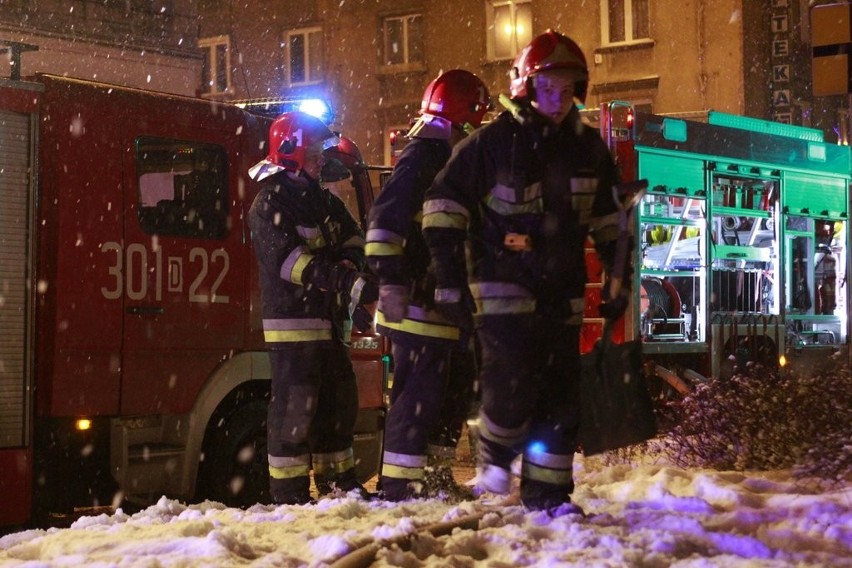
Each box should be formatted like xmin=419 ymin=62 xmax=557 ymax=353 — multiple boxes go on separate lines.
xmin=422 ymin=30 xmax=631 ymax=512
xmin=366 ymin=69 xmax=490 ymax=501
xmin=247 ymin=111 xmax=378 ymax=505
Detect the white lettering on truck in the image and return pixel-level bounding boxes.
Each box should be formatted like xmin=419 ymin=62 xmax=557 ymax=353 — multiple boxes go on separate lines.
xmin=100 ymin=241 xmax=230 ymax=304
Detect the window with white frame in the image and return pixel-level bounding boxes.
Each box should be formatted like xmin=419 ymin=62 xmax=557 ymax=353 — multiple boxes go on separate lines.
xmin=381 ymin=13 xmax=424 ymax=67
xmin=285 ymin=27 xmax=323 ymax=85
xmin=486 ymin=0 xmax=532 ymax=61
xmin=198 ymin=35 xmax=231 ymax=95
xmin=601 ymin=0 xmax=650 ymax=45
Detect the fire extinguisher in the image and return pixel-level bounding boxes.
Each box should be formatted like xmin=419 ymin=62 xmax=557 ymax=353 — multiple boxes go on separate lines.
xmin=817 ymin=250 xmax=837 ymax=315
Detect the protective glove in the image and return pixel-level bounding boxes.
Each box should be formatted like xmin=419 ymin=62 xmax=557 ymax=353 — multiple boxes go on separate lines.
xmin=351 ymin=304 xmax=374 ymax=333
xmin=378 ymin=284 xmax=409 ymax=323
xmin=345 ymin=271 xmax=379 ymax=307
xmin=599 ymin=290 xmax=629 ymax=322
xmin=433 ymin=286 xmax=475 ymax=332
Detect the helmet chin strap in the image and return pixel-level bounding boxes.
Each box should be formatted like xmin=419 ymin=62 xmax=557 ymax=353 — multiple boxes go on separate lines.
xmin=286 ymin=170 xmax=312 ymax=186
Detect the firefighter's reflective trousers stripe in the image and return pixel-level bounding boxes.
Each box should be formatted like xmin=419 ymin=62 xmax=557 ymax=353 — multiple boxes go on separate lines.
xmin=381 ymin=451 xmax=427 ymax=484
xmin=379 ymin=337 xmax=473 ymax=499
xmin=476 ymin=313 xmax=582 ymax=498
xmin=266 ymin=342 xmax=358 ymax=502
xmin=313 ymin=448 xmax=357 ymax=478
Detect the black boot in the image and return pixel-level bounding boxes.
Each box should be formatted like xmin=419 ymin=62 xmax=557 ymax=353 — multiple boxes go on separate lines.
xmin=316 ymin=468 xmax=375 ymax=500
xmin=379 ymin=475 xmax=420 ymax=501
xmin=271 ymin=475 xmax=314 ymax=505
xmin=274 ymin=492 xmax=315 ymax=505
xmin=519 ymin=477 xmax=583 ymax=516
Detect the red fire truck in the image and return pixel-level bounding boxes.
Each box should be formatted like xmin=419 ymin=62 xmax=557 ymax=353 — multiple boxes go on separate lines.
xmin=0 ymin=72 xmax=389 ymax=529
xmin=588 ymin=102 xmax=851 ymax=394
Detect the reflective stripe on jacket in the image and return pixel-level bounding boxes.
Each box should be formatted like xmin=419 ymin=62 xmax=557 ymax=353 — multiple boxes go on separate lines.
xmin=262 ymin=317 xmax=353 ymax=344
xmin=367 ymin=137 xmax=459 ymax=343
xmin=375 ymin=304 xmax=459 ymax=341
xmin=422 ymin=107 xmax=621 ymax=308
xmin=248 ymin=172 xmax=364 ymax=346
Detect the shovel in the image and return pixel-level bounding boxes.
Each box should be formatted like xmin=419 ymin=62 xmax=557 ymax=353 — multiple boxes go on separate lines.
xmin=578 ymin=180 xmax=657 ymax=456
xmin=578 ymin=321 xmax=656 ymax=455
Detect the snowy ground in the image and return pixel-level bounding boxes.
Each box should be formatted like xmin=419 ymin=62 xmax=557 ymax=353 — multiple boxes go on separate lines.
xmin=1 ymin=453 xmax=849 ymax=567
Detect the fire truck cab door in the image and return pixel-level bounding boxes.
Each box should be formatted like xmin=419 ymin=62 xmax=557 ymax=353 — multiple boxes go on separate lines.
xmin=119 ymin=120 xmax=249 ymax=416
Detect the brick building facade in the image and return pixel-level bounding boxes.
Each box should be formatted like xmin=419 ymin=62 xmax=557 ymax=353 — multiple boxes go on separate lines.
xmin=2 ymin=1 xmax=848 ymax=166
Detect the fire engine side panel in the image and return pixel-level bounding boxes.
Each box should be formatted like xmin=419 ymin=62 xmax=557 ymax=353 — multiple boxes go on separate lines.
xmin=116 ymin=89 xmax=256 ymax=415
xmin=0 ymin=75 xmax=388 ymax=522
xmin=38 ymin=77 xmax=125 ymax=415
xmin=630 ymin=111 xmax=851 ymax=377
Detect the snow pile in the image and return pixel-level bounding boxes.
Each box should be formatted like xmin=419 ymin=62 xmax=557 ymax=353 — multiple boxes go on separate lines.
xmin=1 ymin=458 xmax=850 ymax=566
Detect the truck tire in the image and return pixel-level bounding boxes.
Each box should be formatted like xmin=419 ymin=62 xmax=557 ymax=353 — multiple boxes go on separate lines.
xmin=198 ymin=399 xmax=271 ymax=507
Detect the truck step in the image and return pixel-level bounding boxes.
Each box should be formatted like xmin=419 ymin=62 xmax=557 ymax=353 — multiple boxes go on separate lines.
xmin=128 ymin=443 xmax=185 ymax=461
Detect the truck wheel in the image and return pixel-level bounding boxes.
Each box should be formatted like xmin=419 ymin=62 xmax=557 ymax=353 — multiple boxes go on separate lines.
xmin=199 ymin=399 xmax=270 ymax=507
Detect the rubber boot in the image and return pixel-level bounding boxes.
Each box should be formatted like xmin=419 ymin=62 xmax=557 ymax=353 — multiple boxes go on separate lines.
xmin=315 ymin=468 xmax=374 ymax=500
xmin=271 ymin=475 xmax=314 ymax=505
xmin=519 ymin=477 xmax=583 ymax=516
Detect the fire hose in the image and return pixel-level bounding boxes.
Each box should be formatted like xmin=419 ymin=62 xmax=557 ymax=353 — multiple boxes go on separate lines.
xmin=328 ymin=510 xmax=488 ymax=568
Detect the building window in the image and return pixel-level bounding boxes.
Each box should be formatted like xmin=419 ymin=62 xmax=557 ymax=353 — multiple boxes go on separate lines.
xmin=199 ymin=35 xmax=231 ymax=96
xmin=285 ymin=27 xmax=323 ymax=85
xmin=486 ymin=0 xmax=532 ymax=61
xmin=601 ymin=0 xmax=650 ymax=45
xmin=381 ymin=13 xmax=424 ymax=68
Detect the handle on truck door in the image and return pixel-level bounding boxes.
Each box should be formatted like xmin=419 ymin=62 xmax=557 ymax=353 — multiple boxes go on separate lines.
xmin=127 ymin=305 xmax=165 ymax=315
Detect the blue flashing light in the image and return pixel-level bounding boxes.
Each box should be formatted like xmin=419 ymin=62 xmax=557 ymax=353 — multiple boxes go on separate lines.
xmin=299 ymin=98 xmax=332 ymax=122
xmin=233 ymin=96 xmax=334 ymax=124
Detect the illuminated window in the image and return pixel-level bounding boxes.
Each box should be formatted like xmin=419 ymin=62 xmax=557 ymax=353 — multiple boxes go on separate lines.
xmin=486 ymin=0 xmax=532 ymax=61
xmin=198 ymin=35 xmax=231 ymax=96
xmin=285 ymin=27 xmax=323 ymax=86
xmin=601 ymin=0 xmax=650 ymax=45
xmin=382 ymin=13 xmax=424 ymax=67
xmin=136 ymin=137 xmax=229 ymax=239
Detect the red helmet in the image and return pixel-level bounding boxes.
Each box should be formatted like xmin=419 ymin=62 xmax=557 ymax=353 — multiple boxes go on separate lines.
xmin=249 ymin=111 xmax=339 ymax=181
xmin=324 ymin=135 xmax=364 ymax=170
xmin=322 ymin=135 xmax=364 ymax=182
xmin=420 ymin=69 xmax=491 ymax=129
xmin=509 ymin=30 xmax=589 ymax=103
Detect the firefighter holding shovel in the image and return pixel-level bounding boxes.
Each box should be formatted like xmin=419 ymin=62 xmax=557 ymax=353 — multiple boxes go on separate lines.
xmin=422 ymin=31 xmax=634 ymax=512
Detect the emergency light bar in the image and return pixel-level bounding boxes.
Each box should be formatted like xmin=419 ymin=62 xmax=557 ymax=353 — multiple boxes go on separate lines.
xmin=234 ymin=96 xmax=335 ymax=124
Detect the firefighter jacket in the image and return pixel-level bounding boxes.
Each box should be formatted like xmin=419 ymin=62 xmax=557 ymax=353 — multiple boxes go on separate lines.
xmin=248 ymin=172 xmax=366 ymax=346
xmin=422 ymin=105 xmax=622 ymax=322
xmin=366 ymin=136 xmax=460 ymax=344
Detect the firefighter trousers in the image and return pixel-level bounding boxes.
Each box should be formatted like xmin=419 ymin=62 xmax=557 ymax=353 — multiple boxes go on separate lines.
xmin=476 ymin=313 xmax=581 ymax=508
xmin=266 ymin=342 xmax=358 ymax=503
xmin=380 ymin=336 xmax=476 ymax=500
